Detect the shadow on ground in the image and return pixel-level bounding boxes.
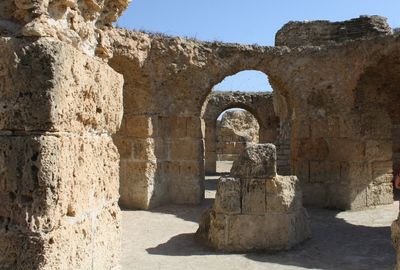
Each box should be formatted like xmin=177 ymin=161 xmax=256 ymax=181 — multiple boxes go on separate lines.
xmin=146 ymin=207 xmax=396 ymax=270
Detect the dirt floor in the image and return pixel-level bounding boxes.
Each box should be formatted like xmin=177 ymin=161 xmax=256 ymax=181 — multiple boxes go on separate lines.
xmin=121 ymin=169 xmax=398 ymax=270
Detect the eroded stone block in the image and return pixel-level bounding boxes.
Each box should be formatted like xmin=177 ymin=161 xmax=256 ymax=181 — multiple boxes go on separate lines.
xmin=0 ymin=37 xmax=123 ymax=133
xmin=242 ymin=178 xmax=266 ymax=214
xmin=213 ymin=177 xmax=241 ymax=214
xmin=231 ymin=143 xmax=277 ymax=179
xmin=0 ymin=134 xmax=120 ymax=230
xmin=266 ymin=176 xmax=302 ymax=213
xmin=197 ymin=143 xmax=310 ymax=252
xmin=119 ymin=160 xmax=156 ymax=209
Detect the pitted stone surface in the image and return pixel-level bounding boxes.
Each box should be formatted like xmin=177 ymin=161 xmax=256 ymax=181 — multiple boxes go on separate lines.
xmin=216 ymin=110 xmax=259 ymax=161
xmin=0 ymin=0 xmax=131 ymax=57
xmin=196 ymin=143 xmax=310 ymax=252
xmin=0 ymin=37 xmax=123 ymax=133
xmin=109 ymin=21 xmax=400 ymax=211
xmin=231 ymin=143 xmax=277 ymax=179
xmin=0 ymin=31 xmax=123 ymax=269
xmin=276 ymin=15 xmax=392 ymax=47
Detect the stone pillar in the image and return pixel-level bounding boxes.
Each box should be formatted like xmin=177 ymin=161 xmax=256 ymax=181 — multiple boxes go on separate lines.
xmin=204 ymin=119 xmax=217 ymax=174
xmin=114 ymin=114 xmax=161 ymax=209
xmin=160 ymin=115 xmax=204 ymax=205
xmin=196 ymin=144 xmax=310 ymax=251
xmin=0 ymin=37 xmax=123 ymax=269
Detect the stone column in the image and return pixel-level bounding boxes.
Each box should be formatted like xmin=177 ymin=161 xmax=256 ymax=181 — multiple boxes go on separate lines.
xmin=0 ymin=37 xmax=123 ymax=269
xmin=204 ymin=119 xmax=217 ymax=174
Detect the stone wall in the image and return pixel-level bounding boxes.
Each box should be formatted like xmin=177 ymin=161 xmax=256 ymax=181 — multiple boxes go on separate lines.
xmin=201 ymin=91 xmax=279 ymax=175
xmin=276 ymin=15 xmax=392 ymax=48
xmin=108 ymin=17 xmax=400 ymax=210
xmin=0 ymin=0 xmax=130 ymax=57
xmin=0 ymin=37 xmax=123 ymax=269
xmin=0 ymin=1 xmax=126 ymax=268
xmin=216 ymin=110 xmax=259 ymax=162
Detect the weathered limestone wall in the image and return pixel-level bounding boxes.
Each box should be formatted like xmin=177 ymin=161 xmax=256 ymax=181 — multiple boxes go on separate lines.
xmin=109 ymin=31 xmax=206 ymax=209
xmin=276 ymin=15 xmax=392 ymax=48
xmin=201 ymin=91 xmax=279 ymax=175
xmin=0 ymin=37 xmax=123 ymax=269
xmin=108 ymin=16 xmax=400 ymax=211
xmin=274 ymin=17 xmax=398 ymax=210
xmin=216 ymin=110 xmax=259 ymax=162
xmin=196 ymin=144 xmax=310 ymax=251
xmin=0 ymin=0 xmax=130 ymax=57
xmin=0 ymin=1 xmax=127 ymax=268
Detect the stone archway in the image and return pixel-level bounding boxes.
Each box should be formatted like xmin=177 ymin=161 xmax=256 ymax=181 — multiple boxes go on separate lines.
xmin=201 ymin=91 xmax=279 ymax=174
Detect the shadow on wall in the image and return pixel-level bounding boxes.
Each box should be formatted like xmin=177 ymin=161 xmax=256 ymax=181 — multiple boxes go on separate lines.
xmin=145 ymin=207 xmax=395 ymax=270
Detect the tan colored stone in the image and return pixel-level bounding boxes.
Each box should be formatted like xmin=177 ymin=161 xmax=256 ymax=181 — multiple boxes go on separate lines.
xmin=366 ymin=140 xmax=393 ymax=161
xmin=197 ymin=144 xmax=309 ymax=252
xmin=125 ymin=115 xmax=157 ymax=139
xmin=266 ymin=176 xmax=302 ymax=213
xmin=310 ymin=161 xmax=341 ymax=183
xmin=0 ymin=37 xmax=123 ymax=133
xmin=367 ymin=182 xmax=393 ymax=207
xmin=0 ymin=0 xmax=131 ymax=56
xmin=119 ymin=160 xmax=157 ymax=210
xmin=167 ymin=139 xmax=203 ymax=161
xmin=213 ymin=177 xmax=241 ymax=214
xmin=241 ymin=178 xmax=266 ymax=214
xmin=231 ymin=144 xmax=277 ymax=179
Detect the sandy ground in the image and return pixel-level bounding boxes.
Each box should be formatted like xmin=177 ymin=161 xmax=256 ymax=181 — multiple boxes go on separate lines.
xmin=121 ymin=164 xmax=399 ymax=270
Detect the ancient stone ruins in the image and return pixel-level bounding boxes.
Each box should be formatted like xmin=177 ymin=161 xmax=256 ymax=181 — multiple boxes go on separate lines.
xmin=1 ymin=0 xmax=400 ymax=269
xmin=196 ymin=144 xmax=310 ymax=251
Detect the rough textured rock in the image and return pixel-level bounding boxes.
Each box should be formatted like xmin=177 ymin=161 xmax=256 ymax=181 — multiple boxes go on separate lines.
xmin=231 ymin=143 xmax=277 ymax=179
xmin=276 ymin=15 xmax=392 ymax=47
xmin=219 ymin=110 xmax=259 ymax=143
xmin=1 ymin=9 xmax=400 ymax=269
xmin=216 ymin=110 xmax=259 ymax=162
xmin=0 ymin=0 xmax=131 ymax=57
xmin=196 ymin=143 xmax=310 ymax=252
xmin=0 ymin=37 xmax=123 ymax=133
xmin=0 ymin=36 xmax=123 ymax=270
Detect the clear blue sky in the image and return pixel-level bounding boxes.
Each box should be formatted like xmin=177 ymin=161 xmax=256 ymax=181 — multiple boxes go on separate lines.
xmin=117 ymin=0 xmax=400 ymax=91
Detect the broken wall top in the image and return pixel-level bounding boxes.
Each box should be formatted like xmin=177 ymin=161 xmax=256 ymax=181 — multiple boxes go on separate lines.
xmin=276 ymin=15 xmax=392 ymax=47
xmin=0 ymin=0 xmax=131 ymax=57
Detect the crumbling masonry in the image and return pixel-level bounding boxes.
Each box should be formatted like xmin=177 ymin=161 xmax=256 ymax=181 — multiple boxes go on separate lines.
xmin=201 ymin=91 xmax=280 ymax=174
xmin=196 ymin=144 xmax=310 ymax=251
xmin=1 ymin=2 xmax=400 ymax=268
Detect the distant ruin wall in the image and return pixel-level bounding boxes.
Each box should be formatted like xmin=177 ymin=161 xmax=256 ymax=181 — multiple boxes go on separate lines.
xmin=202 ymin=91 xmax=279 ymax=175
xmin=276 ymin=16 xmax=392 ymax=47
xmin=216 ymin=110 xmax=259 ymax=162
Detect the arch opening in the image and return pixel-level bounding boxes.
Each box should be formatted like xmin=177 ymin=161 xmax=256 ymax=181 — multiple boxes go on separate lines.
xmin=213 ymin=70 xmax=273 ymax=92
xmin=216 ymin=108 xmax=260 ymax=173
xmin=201 ymin=70 xmax=280 ymax=201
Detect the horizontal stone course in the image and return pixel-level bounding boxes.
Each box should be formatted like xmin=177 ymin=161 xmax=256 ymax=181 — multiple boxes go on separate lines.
xmin=0 ymin=37 xmax=123 ymax=133
xmin=0 ymin=134 xmax=120 ymax=231
xmin=197 ymin=144 xmax=310 ymax=251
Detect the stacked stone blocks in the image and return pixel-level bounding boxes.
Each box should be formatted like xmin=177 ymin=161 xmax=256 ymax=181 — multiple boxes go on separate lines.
xmin=0 ymin=37 xmax=123 ymax=270
xmin=114 ymin=114 xmax=204 ymax=209
xmin=196 ymin=144 xmax=310 ymax=251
